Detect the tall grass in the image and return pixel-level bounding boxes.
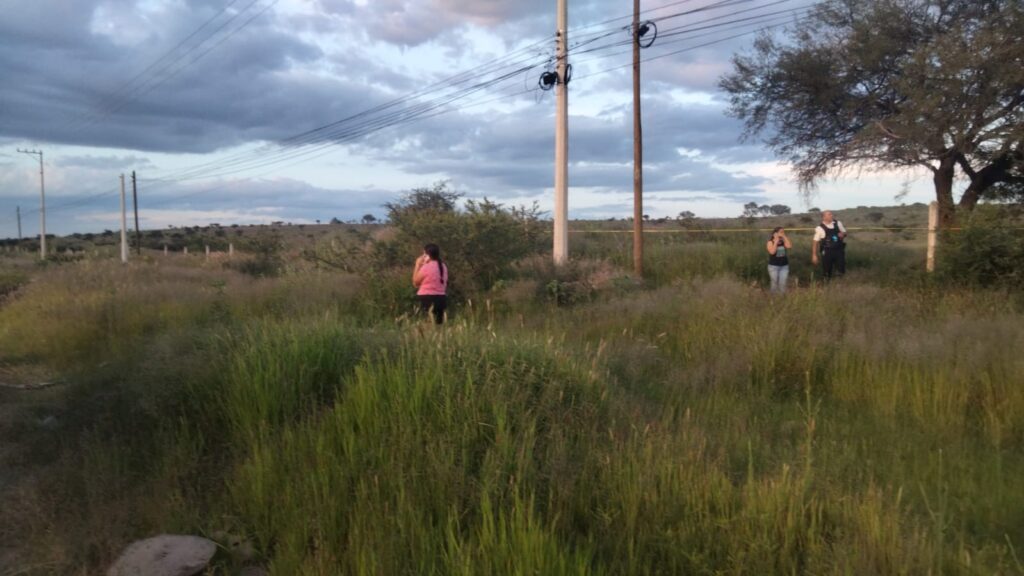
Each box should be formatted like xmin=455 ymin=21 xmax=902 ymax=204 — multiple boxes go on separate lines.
xmin=0 ymin=259 xmax=362 ymax=369
xmin=2 ymin=237 xmax=1023 ymax=574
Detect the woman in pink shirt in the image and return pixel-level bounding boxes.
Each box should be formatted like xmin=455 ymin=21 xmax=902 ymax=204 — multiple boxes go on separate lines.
xmin=412 ymin=243 xmax=448 ymax=324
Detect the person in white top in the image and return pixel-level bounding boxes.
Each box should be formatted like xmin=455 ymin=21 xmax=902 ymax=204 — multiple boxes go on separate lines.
xmin=812 ymin=210 xmax=847 ymax=280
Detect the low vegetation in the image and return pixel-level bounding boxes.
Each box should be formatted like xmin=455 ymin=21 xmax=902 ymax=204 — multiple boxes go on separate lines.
xmin=1 ymin=201 xmax=1022 ymax=575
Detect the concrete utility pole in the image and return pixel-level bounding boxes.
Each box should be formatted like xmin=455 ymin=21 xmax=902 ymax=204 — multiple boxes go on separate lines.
xmin=632 ymin=0 xmax=644 ymax=277
xmin=553 ymin=0 xmax=570 ymax=265
xmin=17 ymin=149 xmax=45 ymax=259
xmin=119 ymin=174 xmax=129 ymax=264
xmin=16 ymin=206 xmax=21 ymax=240
xmin=132 ymin=171 xmax=141 ymax=255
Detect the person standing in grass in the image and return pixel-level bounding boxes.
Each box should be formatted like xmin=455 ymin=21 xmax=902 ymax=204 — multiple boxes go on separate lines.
xmin=412 ymin=243 xmax=448 ymax=324
xmin=812 ymin=210 xmax=847 ymax=281
xmin=766 ymin=226 xmax=791 ymax=294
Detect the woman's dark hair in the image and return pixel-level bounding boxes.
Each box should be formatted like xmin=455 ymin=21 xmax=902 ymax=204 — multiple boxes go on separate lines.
xmin=424 ymin=243 xmax=445 ymax=284
xmin=769 ymin=226 xmax=783 ymax=241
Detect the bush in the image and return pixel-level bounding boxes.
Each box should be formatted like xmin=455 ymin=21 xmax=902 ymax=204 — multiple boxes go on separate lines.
xmin=232 ymin=230 xmax=285 ymax=278
xmin=384 ymin=182 xmax=549 ymax=292
xmin=939 ymin=210 xmax=1024 ymax=289
xmin=0 ymin=269 xmax=28 ymax=299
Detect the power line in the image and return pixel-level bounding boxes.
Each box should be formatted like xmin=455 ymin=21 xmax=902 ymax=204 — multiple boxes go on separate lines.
xmin=63 ymin=0 xmax=273 ymax=137
xmin=6 ymin=0 xmax=813 ymax=228
xmin=138 ymin=12 xmax=810 ymax=209
xmin=143 ymin=1 xmax=791 ymax=187
xmin=141 ymin=0 xmax=765 ymax=185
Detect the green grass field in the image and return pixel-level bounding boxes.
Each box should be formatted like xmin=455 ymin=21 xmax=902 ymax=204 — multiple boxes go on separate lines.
xmin=1 ymin=209 xmax=1023 ymax=575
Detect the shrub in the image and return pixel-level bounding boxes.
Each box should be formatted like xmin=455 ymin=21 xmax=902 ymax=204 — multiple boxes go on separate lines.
xmin=939 ymin=211 xmax=1024 ymax=289
xmin=383 ymin=182 xmax=549 ymax=292
xmin=232 ymin=230 xmax=285 ymax=277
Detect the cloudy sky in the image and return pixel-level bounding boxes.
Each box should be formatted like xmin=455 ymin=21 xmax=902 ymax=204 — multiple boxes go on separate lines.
xmin=0 ymin=0 xmax=936 ymax=237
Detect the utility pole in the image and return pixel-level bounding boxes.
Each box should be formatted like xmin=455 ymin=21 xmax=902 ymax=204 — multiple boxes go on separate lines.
xmin=132 ymin=171 xmax=141 ymax=255
xmin=17 ymin=149 xmax=45 ymax=260
xmin=553 ymin=0 xmax=570 ymax=265
xmin=119 ymin=174 xmax=128 ymax=264
xmin=16 ymin=206 xmax=21 ymax=240
xmin=632 ymin=0 xmax=644 ymax=277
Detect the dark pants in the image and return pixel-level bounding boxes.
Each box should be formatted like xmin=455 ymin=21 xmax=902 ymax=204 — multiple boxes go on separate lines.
xmin=418 ymin=295 xmax=447 ymax=324
xmin=820 ymin=248 xmax=846 ymax=280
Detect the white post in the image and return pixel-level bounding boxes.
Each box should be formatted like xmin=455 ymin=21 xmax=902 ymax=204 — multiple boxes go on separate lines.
xmin=927 ymin=200 xmax=938 ymax=273
xmin=229 ymin=243 xmax=234 ymax=257
xmin=119 ymin=174 xmax=128 ymax=264
xmin=16 ymin=149 xmax=45 ymax=259
xmin=184 ymin=246 xmax=188 ymax=255
xmin=40 ymin=153 xmax=46 ymax=260
xmin=163 ymin=245 xmax=168 ymax=256
xmin=205 ymin=245 xmax=210 ymax=260
xmin=552 ymin=0 xmax=569 ymax=265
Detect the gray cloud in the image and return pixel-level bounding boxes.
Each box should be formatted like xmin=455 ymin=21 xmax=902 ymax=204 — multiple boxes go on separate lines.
xmin=58 ymin=154 xmax=156 ymax=170
xmin=0 ymin=0 xmax=800 ymax=236
xmin=354 ymin=94 xmax=771 ymax=197
xmin=0 ymin=0 xmax=404 ymax=154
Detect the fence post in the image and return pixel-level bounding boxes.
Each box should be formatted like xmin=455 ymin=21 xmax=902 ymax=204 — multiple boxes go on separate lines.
xmin=926 ymin=201 xmax=938 ymax=273
xmin=184 ymin=246 xmax=189 ymax=256
xmin=229 ymin=243 xmax=234 ymax=258
xmin=163 ymin=245 xmax=168 ymax=256
xmin=205 ymin=245 xmax=210 ymax=260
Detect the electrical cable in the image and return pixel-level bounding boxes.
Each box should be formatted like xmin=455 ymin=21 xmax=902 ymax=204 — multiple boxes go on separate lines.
xmin=65 ymin=0 xmax=271 ymax=137
xmin=8 ymin=0 xmax=815 ymax=224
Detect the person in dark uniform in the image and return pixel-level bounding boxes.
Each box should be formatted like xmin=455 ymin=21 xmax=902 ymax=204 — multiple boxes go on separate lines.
xmin=812 ymin=210 xmax=847 ymax=280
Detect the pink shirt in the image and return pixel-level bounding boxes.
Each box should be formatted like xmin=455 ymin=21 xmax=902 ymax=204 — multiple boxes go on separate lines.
xmin=416 ymin=262 xmax=447 ymax=295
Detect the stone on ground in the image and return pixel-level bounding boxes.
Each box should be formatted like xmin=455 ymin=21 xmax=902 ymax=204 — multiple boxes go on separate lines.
xmin=107 ymin=534 xmax=217 ymax=576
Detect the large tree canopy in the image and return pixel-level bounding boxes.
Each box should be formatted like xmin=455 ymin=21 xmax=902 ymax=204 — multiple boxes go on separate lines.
xmin=720 ymin=0 xmax=1024 ymax=226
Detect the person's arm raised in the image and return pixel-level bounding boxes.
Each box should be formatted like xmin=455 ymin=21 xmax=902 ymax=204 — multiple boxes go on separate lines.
xmin=412 ymin=255 xmax=427 ymax=287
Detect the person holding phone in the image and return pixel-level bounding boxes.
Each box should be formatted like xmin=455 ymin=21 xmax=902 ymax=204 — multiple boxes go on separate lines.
xmin=767 ymin=226 xmax=792 ymax=294
xmin=412 ymin=243 xmax=448 ymax=324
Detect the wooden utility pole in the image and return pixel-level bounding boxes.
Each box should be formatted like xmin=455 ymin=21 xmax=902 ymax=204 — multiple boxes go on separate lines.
xmin=632 ymin=0 xmax=643 ymax=277
xmin=131 ymin=171 xmax=141 ymax=255
xmin=119 ymin=174 xmax=128 ymax=264
xmin=926 ymin=201 xmax=938 ymax=273
xmin=17 ymin=149 xmax=45 ymax=260
xmin=16 ymin=206 xmax=21 ymax=240
xmin=553 ymin=0 xmax=569 ymax=265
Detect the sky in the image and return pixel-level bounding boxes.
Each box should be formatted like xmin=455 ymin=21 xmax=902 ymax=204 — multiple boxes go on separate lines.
xmin=0 ymin=0 xmax=939 ymax=238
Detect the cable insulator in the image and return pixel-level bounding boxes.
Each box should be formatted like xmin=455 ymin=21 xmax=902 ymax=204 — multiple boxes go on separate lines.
xmin=538 ymin=71 xmax=558 ymax=91
xmin=563 ymin=64 xmax=573 ymax=85
xmin=637 ymin=21 xmax=657 ymax=49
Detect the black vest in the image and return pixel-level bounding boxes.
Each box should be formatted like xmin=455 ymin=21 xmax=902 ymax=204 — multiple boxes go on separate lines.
xmin=819 ymin=222 xmax=845 ymax=252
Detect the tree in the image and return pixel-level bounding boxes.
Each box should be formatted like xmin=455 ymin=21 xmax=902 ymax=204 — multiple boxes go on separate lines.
xmin=721 ymin=0 xmax=1024 ymax=228
xmin=384 ymin=181 xmax=460 ymax=215
xmin=769 ymin=204 xmax=791 ymax=216
xmin=361 ymin=214 xmax=377 ymax=224
xmin=381 ymin=182 xmax=547 ymax=291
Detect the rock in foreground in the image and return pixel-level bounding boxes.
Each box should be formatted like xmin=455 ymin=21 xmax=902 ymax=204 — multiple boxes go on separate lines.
xmin=107 ymin=535 xmax=217 ymax=576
